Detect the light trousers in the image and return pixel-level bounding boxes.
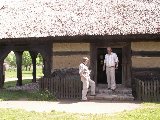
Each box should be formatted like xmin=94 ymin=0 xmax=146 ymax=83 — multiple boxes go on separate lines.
xmin=106 ymin=67 xmax=116 ymax=90
xmin=81 ymin=76 xmax=95 ymax=100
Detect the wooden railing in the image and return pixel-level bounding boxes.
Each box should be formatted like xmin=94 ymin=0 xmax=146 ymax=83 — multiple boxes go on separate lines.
xmin=39 ymin=75 xmax=82 ymax=99
xmin=135 ymin=78 xmax=160 ymax=101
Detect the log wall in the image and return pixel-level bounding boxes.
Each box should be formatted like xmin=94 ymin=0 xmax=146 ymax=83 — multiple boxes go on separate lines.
xmin=52 ymin=43 xmax=90 ymax=69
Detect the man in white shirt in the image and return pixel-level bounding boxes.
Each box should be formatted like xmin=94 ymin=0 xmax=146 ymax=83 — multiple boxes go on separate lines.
xmin=79 ymin=57 xmax=96 ymax=101
xmin=103 ymin=47 xmax=119 ymax=91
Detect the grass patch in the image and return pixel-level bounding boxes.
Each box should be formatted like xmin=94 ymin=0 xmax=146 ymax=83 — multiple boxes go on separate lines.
xmin=0 ymin=109 xmax=80 ymax=120
xmin=4 ymin=79 xmax=32 ymax=88
xmin=0 ymin=103 xmax=159 ymax=120
xmin=5 ymin=68 xmax=43 ymax=78
xmin=112 ymin=103 xmax=160 ymax=120
xmin=0 ymin=90 xmax=56 ymax=101
xmin=2 ymin=79 xmax=56 ymax=101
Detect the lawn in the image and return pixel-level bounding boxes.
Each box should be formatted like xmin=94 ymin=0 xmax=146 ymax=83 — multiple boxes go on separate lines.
xmin=1 ymin=79 xmax=56 ymax=101
xmin=5 ymin=68 xmax=43 ymax=78
xmin=0 ymin=103 xmax=159 ymax=120
xmin=0 ymin=90 xmax=55 ymax=101
xmin=4 ymin=79 xmax=32 ymax=88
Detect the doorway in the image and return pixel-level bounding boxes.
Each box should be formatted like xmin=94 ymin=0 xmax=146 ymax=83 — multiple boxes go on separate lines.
xmin=97 ymin=48 xmax=122 ymax=84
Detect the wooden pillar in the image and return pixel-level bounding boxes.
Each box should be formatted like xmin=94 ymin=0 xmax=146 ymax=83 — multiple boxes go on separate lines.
xmin=122 ymin=43 xmax=132 ymax=87
xmin=90 ymin=43 xmax=97 ymax=83
xmin=43 ymin=54 xmax=52 ymax=77
xmin=14 ymin=51 xmax=23 ymax=86
xmin=0 ymin=45 xmax=8 ymax=88
xmin=43 ymin=45 xmax=53 ymax=77
xmin=29 ymin=51 xmax=38 ymax=83
xmin=0 ymin=60 xmax=4 ymax=88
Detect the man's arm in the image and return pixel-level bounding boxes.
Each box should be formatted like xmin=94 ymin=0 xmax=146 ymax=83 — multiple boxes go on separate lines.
xmin=115 ymin=62 xmax=118 ymax=69
xmin=79 ymin=64 xmax=85 ymax=77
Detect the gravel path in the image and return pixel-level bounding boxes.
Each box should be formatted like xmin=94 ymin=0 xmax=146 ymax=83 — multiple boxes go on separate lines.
xmin=0 ymin=100 xmax=140 ymax=114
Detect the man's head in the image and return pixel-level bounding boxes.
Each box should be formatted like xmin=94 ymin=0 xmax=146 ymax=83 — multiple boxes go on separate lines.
xmin=82 ymin=57 xmax=89 ymax=65
xmin=107 ymin=47 xmax=112 ymax=54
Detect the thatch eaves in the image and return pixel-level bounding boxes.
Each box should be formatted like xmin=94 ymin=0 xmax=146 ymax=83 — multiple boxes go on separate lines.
xmin=0 ymin=0 xmax=159 ymax=39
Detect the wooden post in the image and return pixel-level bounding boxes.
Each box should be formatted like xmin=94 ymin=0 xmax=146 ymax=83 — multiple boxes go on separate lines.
xmin=29 ymin=51 xmax=38 ymax=83
xmin=0 ymin=46 xmax=10 ymax=88
xmin=14 ymin=51 xmax=23 ymax=86
xmin=0 ymin=60 xmax=4 ymax=88
xmin=43 ymin=47 xmax=53 ymax=77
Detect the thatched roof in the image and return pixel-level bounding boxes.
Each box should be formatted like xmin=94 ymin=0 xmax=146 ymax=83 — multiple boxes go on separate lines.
xmin=0 ymin=0 xmax=159 ymax=39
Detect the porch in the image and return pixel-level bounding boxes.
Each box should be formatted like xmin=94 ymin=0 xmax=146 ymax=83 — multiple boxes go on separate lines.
xmin=39 ymin=68 xmax=135 ymax=101
xmin=88 ymin=85 xmax=134 ymax=101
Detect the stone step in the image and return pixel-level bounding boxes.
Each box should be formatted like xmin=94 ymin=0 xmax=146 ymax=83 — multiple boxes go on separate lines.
xmin=87 ymin=93 xmax=134 ymax=101
xmin=96 ymin=88 xmax=132 ymax=94
xmin=88 ymin=86 xmax=134 ymax=101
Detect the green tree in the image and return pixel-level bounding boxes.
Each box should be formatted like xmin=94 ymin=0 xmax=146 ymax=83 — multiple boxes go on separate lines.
xmin=22 ymin=51 xmax=32 ymax=71
xmin=36 ymin=53 xmax=43 ymax=66
xmin=5 ymin=52 xmax=16 ymax=70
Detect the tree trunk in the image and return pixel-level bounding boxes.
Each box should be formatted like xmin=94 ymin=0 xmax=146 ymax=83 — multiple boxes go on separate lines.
xmin=25 ymin=66 xmax=27 ymax=71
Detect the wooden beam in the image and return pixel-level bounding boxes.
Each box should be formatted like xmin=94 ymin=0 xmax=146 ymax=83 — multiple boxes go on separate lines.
xmin=53 ymin=51 xmax=90 ymax=56
xmin=132 ymin=67 xmax=160 ymax=72
xmin=132 ymin=51 xmax=160 ymax=57
xmin=0 ymin=34 xmax=159 ymax=44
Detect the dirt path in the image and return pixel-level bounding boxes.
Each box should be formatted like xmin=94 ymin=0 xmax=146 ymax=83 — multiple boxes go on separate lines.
xmin=0 ymin=100 xmax=140 ymax=114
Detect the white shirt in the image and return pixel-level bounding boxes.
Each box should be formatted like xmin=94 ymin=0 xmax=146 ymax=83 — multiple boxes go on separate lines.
xmin=79 ymin=63 xmax=91 ymax=78
xmin=104 ymin=52 xmax=118 ymax=67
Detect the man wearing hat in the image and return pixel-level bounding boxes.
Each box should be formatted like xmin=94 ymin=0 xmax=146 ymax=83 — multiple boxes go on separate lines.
xmin=79 ymin=57 xmax=96 ymax=101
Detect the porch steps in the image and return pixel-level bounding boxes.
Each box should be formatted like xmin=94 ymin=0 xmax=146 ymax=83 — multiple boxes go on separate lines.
xmin=87 ymin=87 xmax=134 ymax=101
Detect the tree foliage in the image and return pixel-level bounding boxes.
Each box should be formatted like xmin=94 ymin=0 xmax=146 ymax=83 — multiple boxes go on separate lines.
xmin=22 ymin=51 xmax=32 ymax=71
xmin=5 ymin=51 xmax=43 ymax=71
xmin=36 ymin=53 xmax=43 ymax=66
xmin=5 ymin=52 xmax=16 ymax=69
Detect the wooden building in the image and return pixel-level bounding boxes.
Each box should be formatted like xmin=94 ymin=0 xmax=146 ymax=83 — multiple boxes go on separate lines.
xmin=0 ymin=0 xmax=159 ymax=100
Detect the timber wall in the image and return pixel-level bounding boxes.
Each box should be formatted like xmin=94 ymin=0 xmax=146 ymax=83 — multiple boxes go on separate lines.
xmin=131 ymin=42 xmax=160 ymax=69
xmin=131 ymin=42 xmax=160 ymax=101
xmin=52 ymin=43 xmax=90 ymax=69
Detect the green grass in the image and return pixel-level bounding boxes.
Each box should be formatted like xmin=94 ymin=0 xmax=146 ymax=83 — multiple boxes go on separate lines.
xmin=111 ymin=103 xmax=160 ymax=120
xmin=0 ymin=90 xmax=56 ymax=101
xmin=0 ymin=103 xmax=159 ymax=120
xmin=5 ymin=68 xmax=43 ymax=78
xmin=1 ymin=79 xmax=56 ymax=101
xmin=4 ymin=79 xmax=32 ymax=88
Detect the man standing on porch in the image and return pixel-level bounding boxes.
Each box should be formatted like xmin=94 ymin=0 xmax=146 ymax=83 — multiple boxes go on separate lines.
xmin=79 ymin=57 xmax=96 ymax=101
xmin=103 ymin=47 xmax=119 ymax=91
